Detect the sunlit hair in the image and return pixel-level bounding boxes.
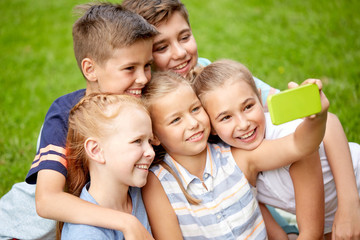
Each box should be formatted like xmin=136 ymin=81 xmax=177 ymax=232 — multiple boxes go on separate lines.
xmin=122 ymin=0 xmax=190 ymax=27
xmin=66 ymin=93 xmax=149 ymax=197
xmin=72 ymin=2 xmax=158 ymax=75
xmin=192 ymin=59 xmax=261 ymax=103
xmin=142 ymin=71 xmax=201 ymax=205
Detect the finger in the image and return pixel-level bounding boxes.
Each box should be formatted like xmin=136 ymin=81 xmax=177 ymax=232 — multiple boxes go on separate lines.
xmin=287 ymin=81 xmax=298 ymax=89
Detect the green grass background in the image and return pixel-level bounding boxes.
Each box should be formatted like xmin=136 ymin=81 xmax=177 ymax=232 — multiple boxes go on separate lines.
xmin=1 ymin=0 xmax=359 ymax=196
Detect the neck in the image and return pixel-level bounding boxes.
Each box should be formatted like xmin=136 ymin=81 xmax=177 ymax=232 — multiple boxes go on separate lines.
xmin=88 ymin=175 xmax=132 ymax=213
xmin=169 ymin=146 xmax=208 ymax=180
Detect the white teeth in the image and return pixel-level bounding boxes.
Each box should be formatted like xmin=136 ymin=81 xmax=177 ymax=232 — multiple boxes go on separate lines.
xmin=239 ymin=129 xmax=255 ymax=139
xmin=136 ymin=164 xmax=149 ymax=170
xmin=188 ymin=132 xmax=202 ymax=141
xmin=128 ymin=89 xmax=142 ymax=95
xmin=174 ymin=62 xmax=187 ymax=70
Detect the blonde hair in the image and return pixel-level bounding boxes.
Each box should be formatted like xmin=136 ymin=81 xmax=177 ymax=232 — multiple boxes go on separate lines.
xmin=192 ymin=59 xmax=261 ymax=103
xmin=142 ymin=71 xmax=201 ymax=205
xmin=66 ymin=93 xmax=148 ymax=197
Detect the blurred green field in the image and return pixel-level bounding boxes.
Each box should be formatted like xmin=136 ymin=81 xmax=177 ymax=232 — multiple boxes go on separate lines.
xmin=1 ymin=0 xmax=359 ymax=196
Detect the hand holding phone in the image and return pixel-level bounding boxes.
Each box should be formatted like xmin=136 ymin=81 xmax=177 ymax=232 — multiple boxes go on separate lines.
xmin=267 ymin=83 xmax=322 ymax=125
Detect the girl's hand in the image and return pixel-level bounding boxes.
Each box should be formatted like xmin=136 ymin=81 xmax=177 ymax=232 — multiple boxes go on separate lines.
xmin=123 ymin=215 xmax=155 ymax=240
xmin=332 ymin=202 xmax=360 ymax=240
xmin=288 ymin=79 xmax=329 ymax=119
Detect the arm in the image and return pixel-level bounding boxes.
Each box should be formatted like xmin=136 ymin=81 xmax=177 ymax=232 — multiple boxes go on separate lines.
xmin=323 ymin=113 xmax=360 ymax=239
xmin=142 ymin=172 xmax=183 ymax=240
xmin=289 ymin=151 xmax=325 ymax=240
xmin=36 ymin=170 xmax=154 ymax=240
xmin=258 ymin=203 xmax=288 ymax=240
xmin=250 ymin=79 xmax=328 ymax=175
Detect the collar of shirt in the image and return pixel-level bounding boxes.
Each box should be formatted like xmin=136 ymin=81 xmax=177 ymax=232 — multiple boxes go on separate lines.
xmin=163 ymin=144 xmax=217 ymax=191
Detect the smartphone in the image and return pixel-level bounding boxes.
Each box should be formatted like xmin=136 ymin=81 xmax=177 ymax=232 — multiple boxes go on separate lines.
xmin=267 ymin=83 xmax=322 ymax=125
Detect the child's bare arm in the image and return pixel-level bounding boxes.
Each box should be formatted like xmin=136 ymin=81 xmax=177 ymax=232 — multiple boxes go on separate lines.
xmin=258 ymin=203 xmax=288 ymax=240
xmin=35 ymin=170 xmax=154 ymax=240
xmin=142 ymin=172 xmax=183 ymax=240
xmin=247 ymin=79 xmax=329 ymax=176
xmin=323 ymin=113 xmax=360 ymax=238
xmin=289 ymin=151 xmax=325 ymax=239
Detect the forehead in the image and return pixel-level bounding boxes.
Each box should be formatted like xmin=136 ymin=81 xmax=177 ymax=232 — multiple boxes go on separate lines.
xmin=104 ymin=40 xmax=153 ymax=65
xmin=150 ymin=84 xmax=197 ymax=119
xmin=202 ymin=80 xmax=258 ymax=112
xmin=154 ymin=11 xmax=190 ymax=38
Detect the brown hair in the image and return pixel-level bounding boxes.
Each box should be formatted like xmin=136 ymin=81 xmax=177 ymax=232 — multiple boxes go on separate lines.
xmin=192 ymin=59 xmax=261 ymax=104
xmin=142 ymin=71 xmax=201 ymax=205
xmin=72 ymin=2 xmax=158 ymax=75
xmin=122 ymin=0 xmax=190 ymax=27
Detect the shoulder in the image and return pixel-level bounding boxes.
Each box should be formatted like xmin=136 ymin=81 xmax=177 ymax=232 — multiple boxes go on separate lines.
xmin=197 ymin=57 xmax=211 ymax=67
xmin=61 ymin=223 xmax=115 ymax=239
xmin=264 ymin=112 xmax=302 ymax=139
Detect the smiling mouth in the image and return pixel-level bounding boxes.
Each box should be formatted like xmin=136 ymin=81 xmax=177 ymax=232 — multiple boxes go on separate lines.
xmin=187 ymin=131 xmax=203 ymax=142
xmin=238 ymin=129 xmax=255 ymax=140
xmin=135 ymin=164 xmax=149 ymax=170
xmin=173 ymin=61 xmax=188 ymax=70
xmin=127 ymin=89 xmax=142 ymax=97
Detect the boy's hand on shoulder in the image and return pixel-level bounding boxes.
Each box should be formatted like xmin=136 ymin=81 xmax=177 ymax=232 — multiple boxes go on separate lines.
xmin=123 ymin=215 xmax=154 ymax=240
xmin=288 ymin=79 xmax=329 ymax=119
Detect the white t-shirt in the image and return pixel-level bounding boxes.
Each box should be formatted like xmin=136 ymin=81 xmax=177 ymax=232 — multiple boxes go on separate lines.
xmin=256 ymin=112 xmax=360 ymax=233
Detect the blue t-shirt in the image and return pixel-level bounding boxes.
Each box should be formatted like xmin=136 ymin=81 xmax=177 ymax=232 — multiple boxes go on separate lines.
xmin=26 ymin=89 xmax=86 ymax=184
xmin=61 ymin=183 xmax=151 ymax=239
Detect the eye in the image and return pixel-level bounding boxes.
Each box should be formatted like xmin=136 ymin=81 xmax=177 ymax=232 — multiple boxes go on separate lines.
xmin=154 ymin=45 xmax=167 ymax=53
xmin=145 ymin=63 xmax=152 ymax=69
xmin=244 ymin=103 xmax=254 ymax=111
xmin=192 ymin=106 xmax=200 ymax=113
xmin=180 ymin=33 xmax=191 ymax=42
xmin=220 ymin=115 xmax=231 ymax=122
xmin=124 ymin=66 xmax=135 ymax=71
xmin=170 ymin=117 xmax=181 ymax=125
xmin=132 ymin=139 xmax=142 ymax=144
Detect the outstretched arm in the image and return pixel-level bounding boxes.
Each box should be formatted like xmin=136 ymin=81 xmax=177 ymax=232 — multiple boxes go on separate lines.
xmin=290 ymin=151 xmax=325 ymax=239
xmin=249 ymin=79 xmax=329 ymax=176
xmin=36 ymin=170 xmax=154 ymax=240
xmin=142 ymin=172 xmax=183 ymax=240
xmin=323 ymin=113 xmax=360 ymax=239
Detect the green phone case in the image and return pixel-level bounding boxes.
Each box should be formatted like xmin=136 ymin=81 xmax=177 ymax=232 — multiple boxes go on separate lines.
xmin=268 ymin=83 xmax=322 ymax=125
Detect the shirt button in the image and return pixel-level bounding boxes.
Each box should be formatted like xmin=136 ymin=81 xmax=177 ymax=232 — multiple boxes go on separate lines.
xmin=217 ymin=214 xmax=221 ymax=219
xmin=204 ymin=173 xmax=209 ymax=178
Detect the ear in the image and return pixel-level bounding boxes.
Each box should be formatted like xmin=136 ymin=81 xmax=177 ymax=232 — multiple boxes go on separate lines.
xmin=84 ymin=137 xmax=105 ymax=164
xmin=151 ymin=135 xmax=161 ymax=146
xmin=82 ymin=58 xmax=97 ymax=82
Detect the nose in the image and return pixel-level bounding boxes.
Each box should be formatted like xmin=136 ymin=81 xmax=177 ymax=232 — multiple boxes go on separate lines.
xmin=236 ymin=115 xmax=250 ymax=131
xmin=187 ymin=115 xmax=199 ymax=130
xmin=172 ymin=42 xmax=186 ymax=60
xmin=144 ymin=142 xmax=155 ymax=160
xmin=135 ymin=69 xmax=150 ymax=85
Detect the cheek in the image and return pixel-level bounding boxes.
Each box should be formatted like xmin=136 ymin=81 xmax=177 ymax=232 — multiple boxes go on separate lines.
xmin=153 ymin=53 xmax=169 ymax=70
